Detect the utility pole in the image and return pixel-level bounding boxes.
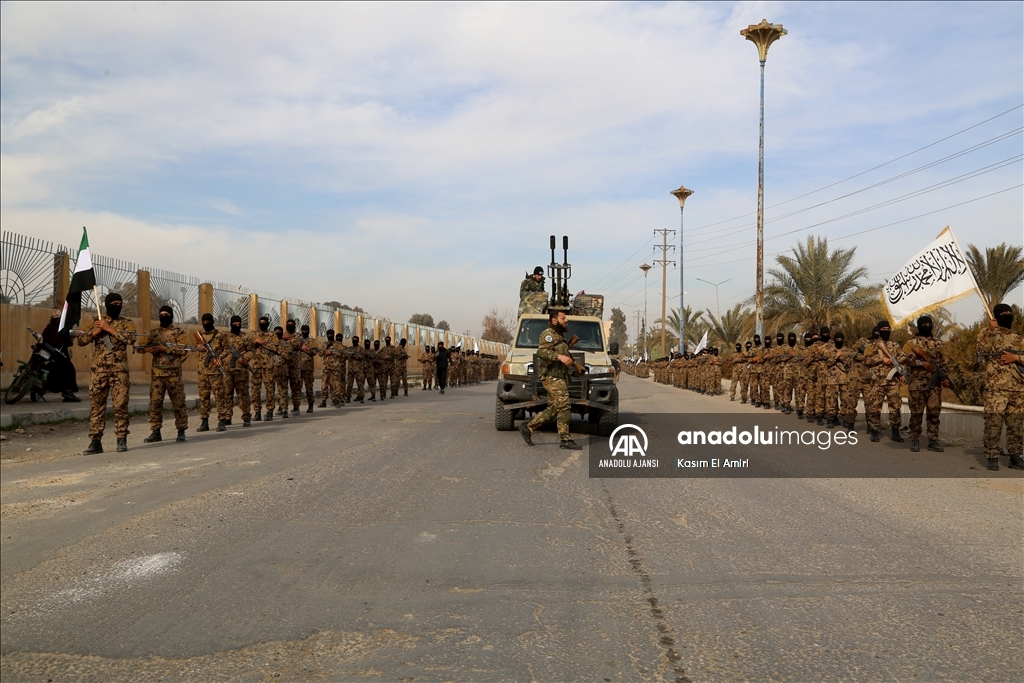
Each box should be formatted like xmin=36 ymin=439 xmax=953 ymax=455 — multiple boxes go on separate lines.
xmin=652 ymin=229 xmax=675 ymax=358
xmin=671 ymin=186 xmax=693 ymax=354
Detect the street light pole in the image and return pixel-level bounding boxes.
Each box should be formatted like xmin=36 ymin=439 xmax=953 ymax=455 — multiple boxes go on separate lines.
xmin=671 ymin=185 xmax=693 ymax=354
xmin=741 ymin=19 xmax=786 ymax=339
xmin=640 ymin=263 xmax=652 ymax=359
xmin=696 ymin=277 xmax=731 ymax=319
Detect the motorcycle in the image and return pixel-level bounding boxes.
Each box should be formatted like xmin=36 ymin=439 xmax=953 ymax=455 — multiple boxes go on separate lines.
xmin=4 ymin=327 xmax=69 ymax=404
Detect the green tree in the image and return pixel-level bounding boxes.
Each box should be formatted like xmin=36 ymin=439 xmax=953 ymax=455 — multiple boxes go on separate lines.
xmin=409 ymin=313 xmax=435 ymax=327
xmin=436 ymin=320 xmax=451 ymax=331
xmin=656 ymin=306 xmax=706 ymax=352
xmin=706 ymin=304 xmax=755 ymax=353
xmin=965 ymin=243 xmax=1024 ymax=311
xmin=755 ymin=236 xmax=882 ymax=333
xmin=608 ymin=307 xmax=628 ymax=350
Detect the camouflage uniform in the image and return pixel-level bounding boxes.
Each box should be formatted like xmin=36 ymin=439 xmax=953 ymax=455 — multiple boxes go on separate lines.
xmin=196 ymin=329 xmax=227 ymax=424
xmin=901 ymin=336 xmax=946 ymax=442
xmin=320 ymin=338 xmax=342 ymax=406
xmin=380 ymin=343 xmax=395 ymax=397
xmin=822 ymin=344 xmax=855 ymax=426
xmin=221 ymin=331 xmax=253 ymax=422
xmin=284 ymin=334 xmax=302 ymax=412
xmin=861 ymin=340 xmax=904 ymax=434
xmin=521 ymin=276 xmax=545 ymax=293
xmin=805 ymin=341 xmax=829 ymax=421
xmin=141 ymin=325 xmax=190 ymax=433
xmin=978 ymin=326 xmax=1024 ymax=459
xmin=526 ymin=325 xmax=573 ymax=442
xmin=274 ymin=336 xmax=295 ymax=414
xmin=393 ymin=343 xmax=409 ymax=394
xmin=249 ymin=329 xmax=279 ymax=416
xmin=420 ymin=349 xmax=435 ymax=390
xmin=78 ymin=315 xmax=136 ymax=440
xmin=346 ymin=341 xmax=366 ymax=401
xmin=296 ymin=336 xmax=319 ymax=408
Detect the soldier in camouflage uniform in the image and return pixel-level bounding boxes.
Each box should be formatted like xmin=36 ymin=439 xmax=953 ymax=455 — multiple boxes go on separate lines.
xmin=249 ymin=316 xmax=277 ymax=420
xmin=978 ymin=304 xmax=1024 ymax=470
xmin=738 ymin=341 xmax=753 ymax=403
xmin=319 ymin=329 xmax=342 ymax=408
xmin=900 ymin=315 xmax=947 ymax=453
xmin=728 ymin=343 xmax=743 ymax=400
xmin=420 ymin=346 xmax=435 ymax=390
xmin=141 ymin=305 xmax=190 ymax=443
xmin=519 ymin=309 xmax=582 ymax=450
xmin=80 ymin=292 xmax=136 ymax=454
xmin=365 ymin=339 xmax=382 ymax=401
xmin=381 ymin=336 xmax=396 ymax=398
xmin=861 ymin=322 xmax=904 ymax=443
xmin=272 ymin=326 xmax=293 ymax=418
xmin=221 ymin=316 xmax=253 ymax=427
xmin=822 ymin=331 xmax=855 ymax=429
xmin=195 ymin=313 xmax=227 ymax=433
xmin=297 ymin=324 xmax=319 ymax=412
xmin=283 ymin=320 xmax=302 ymax=415
xmin=394 ymin=338 xmax=410 ymax=396
xmin=520 ymin=266 xmax=546 ymax=293
xmin=346 ymin=336 xmax=366 ymax=403
xmin=805 ymin=328 xmax=829 ymax=424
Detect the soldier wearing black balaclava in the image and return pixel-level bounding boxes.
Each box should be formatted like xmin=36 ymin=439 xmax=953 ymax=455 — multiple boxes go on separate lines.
xmin=777 ymin=332 xmax=798 ymax=415
xmin=804 ymin=328 xmax=829 ymax=425
xmin=346 ymin=336 xmax=366 ymax=403
xmin=281 ymin=320 xmax=302 ymax=415
xmin=749 ymin=334 xmax=765 ymax=407
xmin=861 ymin=320 xmax=904 ymax=443
xmin=729 ymin=343 xmax=744 ymax=401
xmin=271 ymin=326 xmax=292 ymax=418
xmin=195 ymin=313 xmax=227 ymax=433
xmin=220 ymin=314 xmax=253 ymax=427
xmin=739 ymin=340 xmax=753 ymax=404
xmin=822 ymin=331 xmax=855 ymax=429
xmin=79 ymin=292 xmax=137 ymax=454
xmin=900 ymin=315 xmax=947 ymax=452
xmin=978 ymin=304 xmax=1024 ymax=470
xmin=250 ymin=315 xmax=279 ymax=421
xmin=141 ymin=305 xmax=190 ymax=444
xmin=295 ymin=324 xmax=318 ymax=413
xmin=395 ymin=338 xmax=410 ymax=396
xmin=320 ymin=329 xmax=341 ymax=408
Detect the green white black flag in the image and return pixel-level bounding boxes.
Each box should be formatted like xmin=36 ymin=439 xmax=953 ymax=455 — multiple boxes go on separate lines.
xmin=59 ymin=227 xmax=97 ymax=332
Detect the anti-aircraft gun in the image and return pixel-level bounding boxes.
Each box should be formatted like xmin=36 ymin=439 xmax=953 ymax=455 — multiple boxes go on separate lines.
xmin=497 ymin=235 xmax=620 ymax=436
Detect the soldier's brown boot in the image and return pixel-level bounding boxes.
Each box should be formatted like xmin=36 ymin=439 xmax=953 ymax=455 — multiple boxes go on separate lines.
xmin=986 ymin=458 xmax=999 ymax=471
xmin=176 ymin=429 xmax=186 ymax=442
xmin=116 ymin=438 xmax=127 ymax=452
xmin=144 ymin=430 xmax=162 ymax=443
xmin=83 ymin=439 xmax=103 ymax=455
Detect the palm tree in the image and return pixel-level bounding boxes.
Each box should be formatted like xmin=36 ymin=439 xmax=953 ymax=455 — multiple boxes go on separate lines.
xmin=706 ymin=304 xmax=755 ymax=353
xmin=965 ymin=243 xmax=1024 ymax=311
xmin=656 ymin=306 xmax=706 ymax=352
xmin=753 ymin=236 xmax=883 ymax=333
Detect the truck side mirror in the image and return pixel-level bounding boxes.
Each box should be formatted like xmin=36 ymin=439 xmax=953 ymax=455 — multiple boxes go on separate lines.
xmin=609 ymin=342 xmax=619 ymax=355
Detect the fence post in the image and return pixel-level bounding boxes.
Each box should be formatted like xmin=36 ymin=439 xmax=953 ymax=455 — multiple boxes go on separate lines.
xmin=334 ymin=310 xmax=341 ymax=336
xmin=248 ymin=293 xmax=259 ymax=331
xmin=54 ymin=252 xmax=70 ymax=307
xmin=281 ymin=300 xmax=288 ymax=327
xmin=309 ymin=307 xmax=318 ymax=337
xmin=374 ymin=319 xmax=380 ymax=341
xmin=137 ymin=270 xmax=152 ymax=331
xmin=198 ymin=283 xmax=214 ymax=319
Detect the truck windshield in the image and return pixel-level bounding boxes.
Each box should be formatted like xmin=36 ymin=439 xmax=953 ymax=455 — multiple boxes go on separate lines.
xmin=515 ymin=320 xmax=604 ymax=351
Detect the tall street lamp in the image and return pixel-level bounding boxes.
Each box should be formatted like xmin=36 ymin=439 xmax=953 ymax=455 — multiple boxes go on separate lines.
xmin=640 ymin=263 xmax=652 ymax=359
xmin=696 ymin=277 xmax=731 ymax=319
xmin=741 ymin=18 xmax=786 ymax=338
xmin=670 ymin=185 xmax=693 ymax=354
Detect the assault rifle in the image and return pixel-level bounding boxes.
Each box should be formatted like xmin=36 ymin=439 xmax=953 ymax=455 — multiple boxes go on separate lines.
xmin=975 ymin=348 xmax=1024 ymax=379
xmin=911 ymin=347 xmax=965 ymax=403
xmin=193 ymin=331 xmax=227 ymax=378
xmin=566 ymin=334 xmax=587 ymax=376
xmin=874 ymin=341 xmax=908 ymax=383
xmin=132 ymin=341 xmax=198 ymax=355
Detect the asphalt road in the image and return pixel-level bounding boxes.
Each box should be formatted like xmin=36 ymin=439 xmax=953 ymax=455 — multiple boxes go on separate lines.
xmin=1 ymin=376 xmax=1022 ymax=682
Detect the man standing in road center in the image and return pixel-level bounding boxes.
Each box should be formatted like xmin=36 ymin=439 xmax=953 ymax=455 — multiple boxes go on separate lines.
xmin=519 ymin=308 xmax=583 ymax=450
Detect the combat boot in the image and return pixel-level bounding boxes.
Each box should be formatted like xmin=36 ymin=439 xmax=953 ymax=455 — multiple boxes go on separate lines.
xmin=560 ymin=439 xmax=583 ymax=450
xmin=319 ymin=400 xmax=327 ymax=408
xmin=730 ymin=396 xmax=735 ymax=401
xmin=910 ymin=439 xmax=920 ymax=452
xmin=890 ymin=426 xmax=904 ymax=442
xmin=253 ymin=410 xmax=262 ymax=422
xmin=291 ymin=408 xmax=300 ymax=416
xmin=196 ymin=418 xmax=210 ymax=432
xmin=356 ymin=397 xmax=363 ymax=404
xmin=176 ymin=429 xmax=186 ymax=442
xmin=144 ymin=430 xmax=162 ymax=443
xmin=243 ymin=418 xmax=252 ymax=427
xmin=807 ymin=415 xmax=816 ymax=424
xmin=519 ymin=424 xmax=534 ymax=446
xmin=332 ymin=400 xmax=342 ymax=408
xmin=225 ymin=419 xmax=232 ymax=425
xmin=826 ymin=418 xmax=836 ymax=429
xmin=796 ymin=410 xmax=804 ymax=419
xmin=986 ymin=458 xmax=999 ymax=471
xmin=306 ymin=405 xmax=313 ymax=413
xmin=216 ymin=420 xmax=227 ymax=432
xmin=844 ymin=421 xmax=855 ymax=431
xmin=1008 ymin=455 xmax=1024 ymax=470
xmin=265 ymin=411 xmax=273 ymax=421
xmin=280 ymin=410 xmax=289 ymax=418
xmin=404 ymin=390 xmax=408 ymax=396
xmin=83 ymin=439 xmax=103 ymax=455
xmin=927 ymin=439 xmax=944 ymax=452
xmin=392 ymin=391 xmax=398 ymax=398
xmin=740 ymin=398 xmax=747 ymax=404
xmin=869 ymin=429 xmax=880 ymax=442
xmin=116 ymin=438 xmax=128 ymax=452
xmin=369 ymin=395 xmax=376 ymax=402
xmin=816 ymin=417 xmax=824 ymax=426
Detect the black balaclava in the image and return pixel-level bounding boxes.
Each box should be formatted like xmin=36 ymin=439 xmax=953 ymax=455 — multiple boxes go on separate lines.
xmin=877 ymin=320 xmax=891 ymax=341
xmin=400 ymin=338 xmax=407 ymax=347
xmin=230 ymin=315 xmax=243 ymax=335
xmin=753 ymin=334 xmax=761 ymax=347
xmin=819 ymin=326 xmax=830 ymax=343
xmin=364 ymin=339 xmax=371 ymax=349
xmin=764 ymin=338 xmax=773 ymax=349
xmin=712 ymin=347 xmax=719 ymax=356
xmin=373 ymin=340 xmax=380 ymax=350
xmin=159 ymin=305 xmax=174 ymax=328
xmin=202 ymin=313 xmax=215 ymax=333
xmin=352 ymin=336 xmax=359 ymax=347
xmin=384 ymin=336 xmax=392 ymax=347
xmin=916 ymin=315 xmax=933 ymax=338
xmin=745 ymin=341 xmax=752 ymax=350
xmin=105 ymin=292 xmax=123 ymax=320
xmin=870 ymin=325 xmax=880 ymax=341
xmin=993 ymin=303 xmax=1014 ymax=330
xmin=274 ymin=326 xmax=284 ymax=340
xmin=258 ymin=316 xmax=270 ymax=332
xmin=326 ymin=329 xmax=335 ymax=343
xmin=776 ymin=332 xmax=784 ymax=346
xmin=788 ymin=332 xmax=797 ymax=347
xmin=735 ymin=343 xmax=742 ymax=353
xmin=804 ymin=332 xmax=814 ymax=347
xmin=301 ymin=325 xmax=310 ymax=339
xmin=833 ymin=331 xmax=845 ymax=350
xmin=286 ymin=320 xmax=296 ymax=335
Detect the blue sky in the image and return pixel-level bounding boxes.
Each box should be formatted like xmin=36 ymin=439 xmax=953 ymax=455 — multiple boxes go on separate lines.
xmin=2 ymin=1 xmax=1021 ymax=336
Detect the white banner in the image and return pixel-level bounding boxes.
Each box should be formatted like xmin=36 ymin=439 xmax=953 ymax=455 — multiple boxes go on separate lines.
xmin=881 ymin=226 xmax=980 ymax=327
xmin=693 ymin=330 xmax=708 ymax=354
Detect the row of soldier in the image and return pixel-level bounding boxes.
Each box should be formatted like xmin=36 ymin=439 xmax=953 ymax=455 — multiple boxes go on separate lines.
xmin=417 ymin=346 xmax=500 ymax=392
xmin=78 ymin=292 xmax=498 ymax=455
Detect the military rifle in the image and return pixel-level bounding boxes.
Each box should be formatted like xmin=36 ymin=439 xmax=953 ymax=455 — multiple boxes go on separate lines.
xmin=975 ymin=348 xmax=1024 ymax=379
xmin=874 ymin=341 xmax=908 ymax=383
xmin=911 ymin=347 xmax=966 ymax=404
xmin=193 ymin=331 xmax=227 ymax=378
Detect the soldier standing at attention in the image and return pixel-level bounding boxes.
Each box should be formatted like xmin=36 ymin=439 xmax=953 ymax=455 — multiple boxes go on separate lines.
xmin=521 ymin=266 xmax=546 ymax=293
xmin=381 ymin=336 xmax=396 ymax=398
xmin=141 ymin=305 xmax=190 ymax=444
xmin=978 ymin=303 xmax=1024 ymax=470
xmin=420 ymin=345 xmax=435 ymax=390
xmin=195 ymin=313 xmax=226 ymax=433
xmin=395 ymin=338 xmax=410 ymax=396
xmin=900 ymin=315 xmax=946 ymax=453
xmin=297 ymin=324 xmax=318 ymax=413
xmin=81 ymin=292 xmax=136 ymax=454
xmin=283 ymin=320 xmax=302 ymax=415
xmin=347 ymin=336 xmax=366 ymax=403
xmin=319 ymin=329 xmax=340 ymax=408
xmin=250 ymin=315 xmax=276 ymax=421
xmin=519 ymin=309 xmax=583 ymax=450
xmin=272 ymin=326 xmax=292 ymax=418
xmin=222 ymin=315 xmax=253 ymax=427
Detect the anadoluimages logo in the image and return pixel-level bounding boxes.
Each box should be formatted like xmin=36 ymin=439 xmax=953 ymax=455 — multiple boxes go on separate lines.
xmin=608 ymin=424 xmax=649 ymax=458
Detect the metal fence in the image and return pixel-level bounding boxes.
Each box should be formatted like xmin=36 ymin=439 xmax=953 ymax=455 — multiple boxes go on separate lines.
xmin=0 ymin=232 xmax=72 ymax=307
xmin=146 ymin=266 xmax=197 ymax=323
xmin=213 ymin=282 xmax=250 ymax=327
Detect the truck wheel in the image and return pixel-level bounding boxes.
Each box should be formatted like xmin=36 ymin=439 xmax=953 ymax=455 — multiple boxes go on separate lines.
xmin=595 ymin=391 xmax=619 ymax=437
xmin=495 ymin=397 xmax=514 ymax=431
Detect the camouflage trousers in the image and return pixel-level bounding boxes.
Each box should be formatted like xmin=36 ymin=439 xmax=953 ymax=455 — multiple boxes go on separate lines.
xmin=347 ymin=366 xmax=365 ymax=399
xmin=731 ymin=369 xmax=745 ymax=398
xmin=908 ymin=386 xmax=942 ymax=440
xmin=983 ymin=391 xmax=1024 ymax=458
xmin=299 ymin=367 xmax=315 ymax=406
xmin=88 ymin=371 xmax=131 ymax=440
xmin=149 ymin=373 xmax=188 ymax=432
xmin=824 ymin=383 xmax=855 ymax=422
xmin=275 ymin=371 xmax=292 ymax=412
xmin=370 ymin=370 xmax=388 ymax=398
xmin=749 ymin=372 xmax=764 ymax=404
xmin=527 ymin=377 xmax=571 ymax=441
xmin=222 ymin=368 xmax=251 ymax=421
xmin=865 ymin=380 xmax=902 ymax=432
xmin=250 ymin=367 xmax=276 ymax=413
xmin=287 ymin=368 xmax=301 ymax=410
xmin=422 ymin=366 xmax=434 ymax=389
xmin=197 ymin=372 xmax=223 ymax=419
xmin=392 ymin=366 xmax=407 ymax=393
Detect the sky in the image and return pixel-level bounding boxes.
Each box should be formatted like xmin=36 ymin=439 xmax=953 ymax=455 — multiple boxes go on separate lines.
xmin=2 ymin=1 xmax=1021 ymax=337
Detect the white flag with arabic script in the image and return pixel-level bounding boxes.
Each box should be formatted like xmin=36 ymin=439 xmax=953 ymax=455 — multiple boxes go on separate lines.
xmin=881 ymin=226 xmax=980 ymax=327
xmin=693 ymin=330 xmax=708 ymax=354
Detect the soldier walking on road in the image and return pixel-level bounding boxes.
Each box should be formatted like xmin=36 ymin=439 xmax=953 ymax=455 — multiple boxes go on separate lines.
xmin=80 ymin=292 xmax=136 ymax=454
xmin=141 ymin=305 xmax=190 ymax=444
xmin=283 ymin=320 xmax=302 ymax=415
xmin=978 ymin=303 xmax=1024 ymax=470
xmin=519 ymin=309 xmax=583 ymax=450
